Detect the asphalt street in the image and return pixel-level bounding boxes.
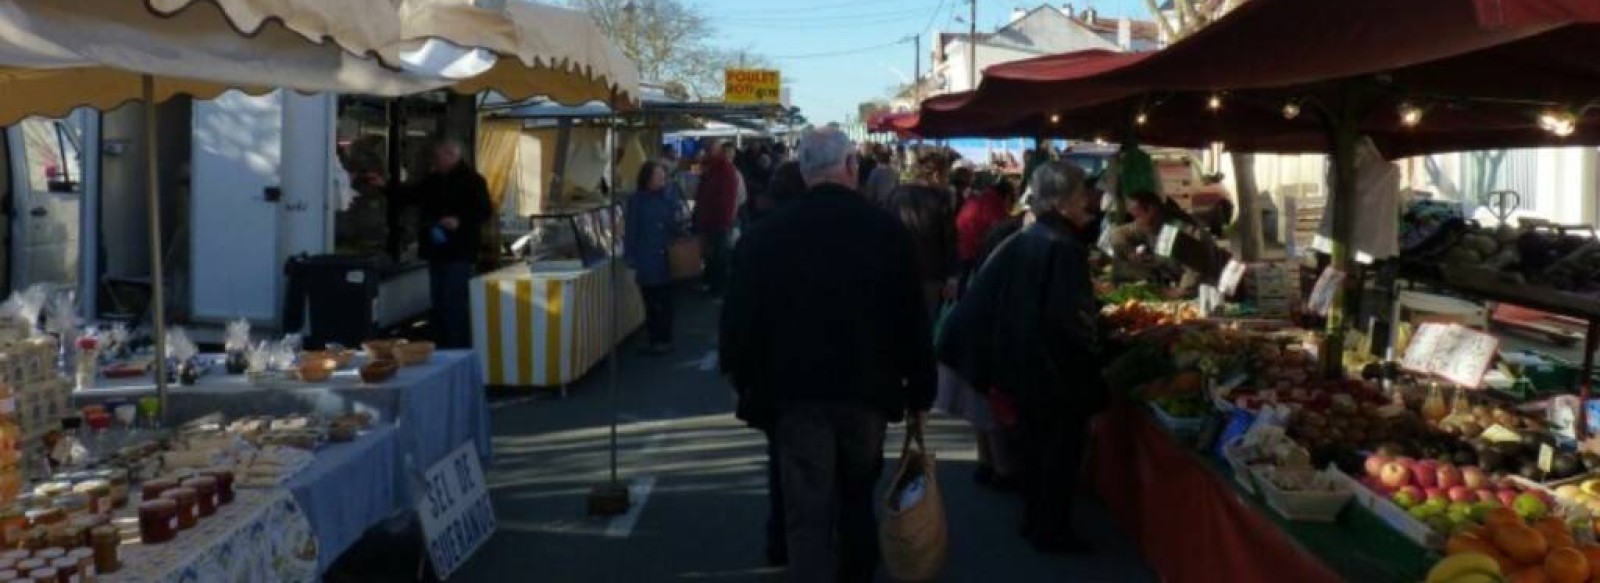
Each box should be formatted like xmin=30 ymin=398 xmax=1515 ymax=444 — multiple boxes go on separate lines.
xmin=451 ymin=289 xmax=1156 ymax=582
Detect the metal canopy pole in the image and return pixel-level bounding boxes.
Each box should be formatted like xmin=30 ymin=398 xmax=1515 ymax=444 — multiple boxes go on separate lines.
xmin=587 ymin=99 xmax=629 ymax=516
xmin=141 ymin=76 xmax=169 ymax=424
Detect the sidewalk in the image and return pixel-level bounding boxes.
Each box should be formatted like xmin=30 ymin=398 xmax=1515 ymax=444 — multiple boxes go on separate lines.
xmin=452 ymin=288 xmax=1156 ymax=582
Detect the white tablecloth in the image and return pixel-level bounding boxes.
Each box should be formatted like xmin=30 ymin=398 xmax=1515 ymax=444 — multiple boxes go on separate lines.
xmin=102 ymin=490 xmax=318 ymax=583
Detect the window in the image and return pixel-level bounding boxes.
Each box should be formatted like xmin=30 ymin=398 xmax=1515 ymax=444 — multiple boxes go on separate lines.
xmin=19 ymin=117 xmax=84 ymax=194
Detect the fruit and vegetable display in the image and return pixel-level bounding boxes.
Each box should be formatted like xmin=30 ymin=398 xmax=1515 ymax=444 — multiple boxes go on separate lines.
xmin=1411 ymin=220 xmax=1600 ymax=296
xmin=1101 ymin=299 xmax=1200 ymax=337
xmin=1101 ymin=281 xmax=1163 ymax=305
xmin=1429 ymin=509 xmax=1600 ymax=583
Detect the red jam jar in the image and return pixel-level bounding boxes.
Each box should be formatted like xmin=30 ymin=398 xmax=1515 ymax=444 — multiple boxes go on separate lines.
xmin=138 ymin=479 xmax=177 ymax=503
xmin=136 ymin=500 xmax=176 ymax=544
xmin=199 ymin=469 xmax=234 ymax=505
xmin=158 ymin=489 xmax=196 ymax=531
xmin=178 ymin=477 xmax=217 ymax=517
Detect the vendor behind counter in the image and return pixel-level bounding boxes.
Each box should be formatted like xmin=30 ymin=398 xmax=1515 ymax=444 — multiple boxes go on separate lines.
xmin=1107 ymin=190 xmax=1228 ymax=299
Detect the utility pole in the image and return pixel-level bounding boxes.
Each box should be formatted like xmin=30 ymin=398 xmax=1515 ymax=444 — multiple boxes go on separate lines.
xmin=968 ymin=0 xmax=977 ymax=91
xmin=907 ymin=33 xmax=921 ymax=102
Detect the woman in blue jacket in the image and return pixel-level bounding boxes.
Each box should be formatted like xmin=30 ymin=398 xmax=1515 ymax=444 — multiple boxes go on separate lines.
xmin=625 ymin=161 xmax=685 ymax=354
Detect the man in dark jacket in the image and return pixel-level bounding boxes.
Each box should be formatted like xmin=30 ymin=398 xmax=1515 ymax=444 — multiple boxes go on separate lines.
xmin=694 ymin=143 xmax=740 ymax=296
xmin=938 ymin=161 xmax=1104 ymax=554
xmin=722 ymin=127 xmax=935 ymax=583
xmin=415 ymin=138 xmax=492 ymax=349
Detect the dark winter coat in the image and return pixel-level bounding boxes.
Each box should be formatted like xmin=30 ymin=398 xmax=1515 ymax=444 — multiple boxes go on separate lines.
xmin=624 ymin=187 xmax=685 ymax=287
xmin=721 ymin=183 xmax=937 ymax=428
xmin=415 ymin=163 xmax=493 ymax=264
xmin=937 ymin=214 xmax=1106 ymax=415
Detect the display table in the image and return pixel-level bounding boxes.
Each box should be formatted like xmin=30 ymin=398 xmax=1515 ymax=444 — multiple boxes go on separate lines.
xmin=104 ymin=489 xmax=318 ymax=583
xmin=74 ymin=350 xmax=492 ymax=468
xmin=288 ymin=424 xmax=402 ymax=573
xmin=470 ymin=258 xmax=644 ymax=389
xmin=1092 ymin=396 xmax=1433 ymax=583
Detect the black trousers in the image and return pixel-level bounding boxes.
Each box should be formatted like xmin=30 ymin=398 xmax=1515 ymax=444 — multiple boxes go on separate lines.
xmin=1019 ymin=411 xmax=1090 ymax=540
xmin=764 ymin=428 xmax=785 ymax=556
xmin=775 ymin=403 xmax=886 ymax=583
xmin=700 ymin=229 xmax=732 ymax=295
xmin=640 ymin=284 xmax=675 ymax=344
xmin=428 ymin=261 xmax=474 ymax=349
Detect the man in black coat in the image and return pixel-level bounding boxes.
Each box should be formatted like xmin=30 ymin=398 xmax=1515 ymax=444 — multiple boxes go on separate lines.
xmin=414 ymin=138 xmax=492 ymax=349
xmin=721 ymin=127 xmax=936 ymax=583
xmin=938 ymin=161 xmax=1106 ymax=554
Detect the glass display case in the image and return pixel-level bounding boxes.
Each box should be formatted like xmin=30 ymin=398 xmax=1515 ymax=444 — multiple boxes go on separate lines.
xmin=508 ymin=204 xmax=621 ymax=268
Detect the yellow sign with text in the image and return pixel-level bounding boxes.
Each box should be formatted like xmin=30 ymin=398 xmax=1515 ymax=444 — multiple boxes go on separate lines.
xmin=724 ymin=69 xmax=781 ymax=104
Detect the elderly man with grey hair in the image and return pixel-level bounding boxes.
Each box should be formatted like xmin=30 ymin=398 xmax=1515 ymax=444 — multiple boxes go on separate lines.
xmin=415 ymin=136 xmax=492 ymax=349
xmin=936 ymin=160 xmax=1105 ymax=555
xmin=721 ymin=127 xmax=935 ymax=582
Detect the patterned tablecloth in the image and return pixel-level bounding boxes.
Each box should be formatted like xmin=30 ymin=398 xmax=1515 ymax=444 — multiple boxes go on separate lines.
xmin=102 ymin=490 xmax=319 ymax=583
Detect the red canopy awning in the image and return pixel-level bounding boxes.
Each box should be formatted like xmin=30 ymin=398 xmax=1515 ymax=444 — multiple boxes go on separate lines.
xmin=907 ymin=0 xmax=1600 ymax=157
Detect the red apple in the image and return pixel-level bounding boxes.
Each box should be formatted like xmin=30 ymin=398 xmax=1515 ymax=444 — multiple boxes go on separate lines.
xmin=1424 ymin=488 xmax=1447 ymax=502
xmin=1365 ymin=455 xmax=1392 ymax=478
xmin=1399 ymin=485 xmax=1424 ymax=502
xmin=1447 ymin=486 xmax=1474 ymax=503
xmin=1497 ymin=490 xmax=1519 ymax=507
xmin=1461 ymin=466 xmax=1487 ymax=490
xmin=1414 ymin=461 xmax=1439 ymax=489
xmin=1361 ymin=476 xmax=1392 ymax=493
xmin=1475 ymin=489 xmax=1499 ymax=505
xmin=1379 ymin=462 xmax=1412 ymax=490
xmin=1436 ymin=464 xmax=1463 ymax=490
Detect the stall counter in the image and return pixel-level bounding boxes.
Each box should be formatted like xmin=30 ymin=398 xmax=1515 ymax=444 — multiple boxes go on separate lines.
xmin=470 ymin=257 xmax=644 ymax=388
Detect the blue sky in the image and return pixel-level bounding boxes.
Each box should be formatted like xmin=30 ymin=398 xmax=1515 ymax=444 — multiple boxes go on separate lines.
xmin=691 ymin=0 xmax=1150 ymax=124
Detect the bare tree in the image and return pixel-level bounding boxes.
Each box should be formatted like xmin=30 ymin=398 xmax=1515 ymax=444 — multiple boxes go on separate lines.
xmin=570 ymin=0 xmax=768 ymax=102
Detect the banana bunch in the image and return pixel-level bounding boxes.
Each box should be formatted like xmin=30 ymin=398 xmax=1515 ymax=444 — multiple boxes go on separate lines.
xmin=1425 ymin=553 xmax=1502 ymax=583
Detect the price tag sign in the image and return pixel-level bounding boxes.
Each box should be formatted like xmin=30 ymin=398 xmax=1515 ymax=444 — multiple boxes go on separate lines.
xmin=1096 ymin=223 xmax=1118 ymax=257
xmin=1539 ymin=443 xmax=1555 ymax=473
xmin=417 ymin=443 xmax=497 ymax=579
xmin=1305 ymin=267 xmax=1346 ymax=317
xmin=1218 ymin=260 xmax=1248 ymax=296
xmin=1155 ymin=223 xmax=1181 ymax=258
xmin=1399 ymin=323 xmax=1499 ymax=388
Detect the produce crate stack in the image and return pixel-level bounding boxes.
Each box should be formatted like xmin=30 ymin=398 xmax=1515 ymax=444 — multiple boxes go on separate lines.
xmin=1251 ymin=262 xmax=1301 ymax=319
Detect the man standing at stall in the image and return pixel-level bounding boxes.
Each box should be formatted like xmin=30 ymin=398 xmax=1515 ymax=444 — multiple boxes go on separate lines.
xmin=1108 ymin=190 xmax=1223 ymax=299
xmin=722 ymin=127 xmax=935 ymax=583
xmin=416 ymin=137 xmax=492 ymax=349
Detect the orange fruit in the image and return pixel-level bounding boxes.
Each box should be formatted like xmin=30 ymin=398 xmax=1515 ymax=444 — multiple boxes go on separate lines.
xmin=1497 ymin=524 xmax=1552 ymax=565
xmin=1547 ymin=547 xmax=1592 ymax=583
xmin=1449 ymin=532 xmax=1498 ymax=556
xmin=1580 ymin=544 xmax=1600 ymax=569
xmin=1514 ymin=566 xmax=1552 ymax=583
xmin=1489 ymin=508 xmax=1526 ymax=529
xmin=1538 ymin=518 xmax=1574 ymax=540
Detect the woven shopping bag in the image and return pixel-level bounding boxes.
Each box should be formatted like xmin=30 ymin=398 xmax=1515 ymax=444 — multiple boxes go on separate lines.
xmin=880 ymin=417 xmax=948 ymax=581
xmin=667 ymin=236 xmax=702 ymax=281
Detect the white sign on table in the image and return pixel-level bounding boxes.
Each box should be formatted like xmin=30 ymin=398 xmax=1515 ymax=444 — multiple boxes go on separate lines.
xmin=1155 ymin=223 xmax=1182 ymax=258
xmin=417 ymin=442 xmax=497 ymax=579
xmin=1305 ymin=267 xmax=1346 ymax=317
xmin=1217 ymin=260 xmax=1248 ymax=296
xmin=1399 ymin=322 xmax=1500 ymax=388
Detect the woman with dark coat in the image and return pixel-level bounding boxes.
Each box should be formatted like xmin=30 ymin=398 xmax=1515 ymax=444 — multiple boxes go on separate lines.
xmin=624 ymin=161 xmax=685 ymax=354
xmin=937 ymin=161 xmax=1106 ymax=554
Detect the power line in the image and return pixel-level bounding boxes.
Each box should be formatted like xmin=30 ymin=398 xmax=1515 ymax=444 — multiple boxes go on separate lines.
xmin=716 ymin=0 xmax=933 ymax=18
xmin=716 ymin=6 xmax=933 ymax=25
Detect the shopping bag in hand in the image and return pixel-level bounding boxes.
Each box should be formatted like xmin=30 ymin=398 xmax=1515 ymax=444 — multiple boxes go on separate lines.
xmin=667 ymin=236 xmax=702 ymax=281
xmin=880 ymin=417 xmax=947 ymax=581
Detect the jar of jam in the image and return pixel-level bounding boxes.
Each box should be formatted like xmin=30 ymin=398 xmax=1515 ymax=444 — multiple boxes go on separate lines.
xmin=11 ymin=559 xmax=41 ymax=575
xmin=136 ymin=500 xmax=175 ymax=544
xmin=47 ymin=496 xmax=86 ymax=520
xmin=44 ymin=527 xmax=77 ymax=551
xmin=47 ymin=558 xmax=75 ymax=583
xmin=158 ymin=488 xmax=196 ymax=530
xmin=26 ymin=567 xmax=53 ymax=583
xmin=0 ymin=507 xmax=25 ymax=547
xmin=178 ymin=478 xmax=216 ymax=517
xmin=24 ymin=508 xmax=62 ymax=529
xmin=87 ymin=527 xmax=116 ymax=574
xmin=90 ymin=471 xmax=128 ymax=510
xmin=65 ymin=549 xmax=92 ymax=580
xmin=19 ymin=529 xmax=45 ymax=552
xmin=68 ymin=482 xmax=110 ymax=516
xmin=199 ymin=469 xmax=234 ymax=505
xmin=138 ymin=479 xmax=176 ymax=503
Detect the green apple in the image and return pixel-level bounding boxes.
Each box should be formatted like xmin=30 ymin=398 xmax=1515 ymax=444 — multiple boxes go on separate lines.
xmin=1513 ymin=493 xmax=1549 ymax=521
